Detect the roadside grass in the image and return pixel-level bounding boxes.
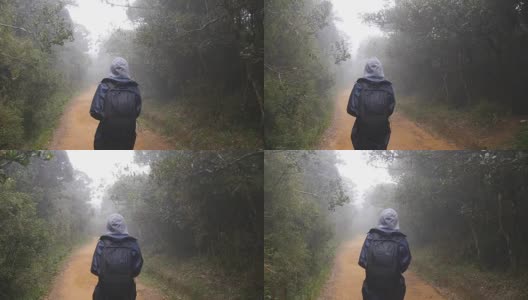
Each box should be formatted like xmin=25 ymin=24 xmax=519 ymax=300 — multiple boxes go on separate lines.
xmin=0 ymin=90 xmax=71 ymax=150
xmin=36 ymin=235 xmax=91 ymax=300
xmin=302 ymin=259 xmax=334 ymax=300
xmin=514 ymin=123 xmax=528 ymax=150
xmin=397 ymin=96 xmax=523 ymax=149
xmin=32 ymin=90 xmax=73 ymax=149
xmin=140 ymin=255 xmax=257 ymax=300
xmin=139 ymin=96 xmax=263 ymax=150
xmin=297 ymin=240 xmax=338 ymax=300
xmin=264 ymin=74 xmax=337 ymax=149
xmin=266 ymin=104 xmax=334 ymax=150
xmin=412 ymin=246 xmax=528 ymax=300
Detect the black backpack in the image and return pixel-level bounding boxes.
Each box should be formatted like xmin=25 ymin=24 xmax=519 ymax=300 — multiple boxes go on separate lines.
xmin=366 ymin=232 xmax=401 ymax=289
xmin=99 ymin=238 xmax=135 ymax=295
xmin=357 ymin=82 xmax=392 ymax=137
xmin=102 ymin=81 xmax=138 ymax=141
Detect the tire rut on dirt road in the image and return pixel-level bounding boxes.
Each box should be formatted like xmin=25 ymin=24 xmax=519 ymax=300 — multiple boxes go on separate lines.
xmin=318 ymin=237 xmax=445 ymax=300
xmin=45 ymin=238 xmax=167 ymax=300
xmin=320 ymin=91 xmax=458 ymax=150
xmin=49 ymin=86 xmax=172 ymax=150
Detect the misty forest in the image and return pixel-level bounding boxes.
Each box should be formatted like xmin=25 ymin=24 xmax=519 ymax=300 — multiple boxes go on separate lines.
xmin=0 ymin=0 xmax=263 ymax=150
xmin=264 ymin=0 xmax=528 ymax=150
xmin=264 ymin=150 xmax=528 ymax=299
xmin=0 ymin=150 xmax=262 ymax=299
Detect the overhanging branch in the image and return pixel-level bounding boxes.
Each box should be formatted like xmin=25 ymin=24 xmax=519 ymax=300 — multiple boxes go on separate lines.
xmin=0 ymin=22 xmax=31 ymax=33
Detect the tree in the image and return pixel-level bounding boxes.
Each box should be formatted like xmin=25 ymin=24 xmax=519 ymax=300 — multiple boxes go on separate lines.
xmin=264 ymin=0 xmax=349 ymax=149
xmin=264 ymin=151 xmax=353 ymax=298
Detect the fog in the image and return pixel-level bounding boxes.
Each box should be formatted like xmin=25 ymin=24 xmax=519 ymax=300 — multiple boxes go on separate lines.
xmin=335 ymin=0 xmax=528 ymax=124
xmin=67 ymin=0 xmax=134 ymax=55
xmin=265 ymin=150 xmax=528 ymax=298
xmin=265 ymin=0 xmax=528 ymax=150
xmin=0 ymin=150 xmax=262 ymax=299
xmin=67 ymin=150 xmax=148 ymax=208
xmin=331 ymin=0 xmax=393 ymax=55
xmin=1 ymin=0 xmax=263 ymax=150
xmin=336 ymin=151 xmax=393 ymax=207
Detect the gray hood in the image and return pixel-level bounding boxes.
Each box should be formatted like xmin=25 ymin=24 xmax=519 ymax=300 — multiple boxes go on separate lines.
xmin=363 ymin=57 xmax=385 ymax=82
xmin=109 ymin=57 xmax=130 ymax=79
xmin=106 ymin=213 xmax=129 ymax=235
xmin=377 ymin=208 xmax=400 ymax=232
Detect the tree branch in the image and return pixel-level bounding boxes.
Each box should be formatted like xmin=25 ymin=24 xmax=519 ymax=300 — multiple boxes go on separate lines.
xmin=0 ymin=22 xmax=31 ymax=33
xmin=192 ymin=151 xmax=263 ymax=176
xmin=181 ymin=17 xmax=220 ymax=33
xmin=294 ymin=189 xmax=319 ymax=197
xmin=103 ymin=0 xmax=156 ymax=10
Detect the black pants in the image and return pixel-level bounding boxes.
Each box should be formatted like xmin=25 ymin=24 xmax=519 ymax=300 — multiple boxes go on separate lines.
xmin=93 ymin=280 xmax=136 ymax=300
xmin=351 ymin=121 xmax=391 ymax=150
xmin=361 ymin=277 xmax=406 ymax=300
xmin=94 ymin=122 xmax=136 ymax=150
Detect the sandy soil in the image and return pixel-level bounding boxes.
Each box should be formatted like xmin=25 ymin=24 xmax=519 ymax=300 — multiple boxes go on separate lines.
xmin=49 ymin=86 xmax=172 ymax=150
xmin=318 ymin=237 xmax=445 ymax=300
xmin=45 ymin=238 xmax=166 ymax=300
xmin=319 ymin=91 xmax=458 ymax=150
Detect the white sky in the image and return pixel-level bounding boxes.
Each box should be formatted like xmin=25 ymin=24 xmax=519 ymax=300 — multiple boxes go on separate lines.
xmin=66 ymin=151 xmax=149 ymax=208
xmin=331 ymin=0 xmax=394 ymax=55
xmin=336 ymin=151 xmax=393 ymax=206
xmin=66 ymin=0 xmax=135 ymax=54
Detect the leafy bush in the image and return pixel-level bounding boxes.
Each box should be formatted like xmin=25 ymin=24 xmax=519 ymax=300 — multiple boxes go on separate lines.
xmin=514 ymin=123 xmax=528 ymax=150
xmin=0 ymin=151 xmax=92 ymax=299
xmin=0 ymin=0 xmax=90 ymax=148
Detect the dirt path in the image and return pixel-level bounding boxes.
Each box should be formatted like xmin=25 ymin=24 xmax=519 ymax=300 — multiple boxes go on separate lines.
xmin=45 ymin=238 xmax=166 ymax=300
xmin=49 ymin=86 xmax=172 ymax=150
xmin=320 ymin=91 xmax=458 ymax=150
xmin=318 ymin=237 xmax=445 ymax=300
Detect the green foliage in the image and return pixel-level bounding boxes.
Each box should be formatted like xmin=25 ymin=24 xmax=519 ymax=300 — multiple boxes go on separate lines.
xmin=413 ymin=246 xmax=528 ymax=300
xmin=0 ymin=151 xmax=92 ymax=299
xmin=0 ymin=0 xmax=90 ymax=148
xmin=102 ymin=0 xmax=264 ymax=149
xmin=514 ymin=123 xmax=528 ymax=150
xmin=139 ymin=95 xmax=263 ymax=149
xmin=369 ymin=151 xmax=528 ymax=275
xmin=396 ymin=95 xmax=522 ymax=148
xmin=264 ymin=0 xmax=347 ymax=149
xmin=103 ymin=151 xmax=263 ymax=299
xmin=141 ymin=255 xmax=253 ymax=300
xmin=469 ymin=100 xmax=509 ymax=127
xmin=361 ymin=0 xmax=528 ymax=115
xmin=264 ymin=151 xmax=353 ymax=299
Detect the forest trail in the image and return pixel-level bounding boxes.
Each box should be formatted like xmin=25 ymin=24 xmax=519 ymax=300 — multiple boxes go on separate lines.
xmin=49 ymin=86 xmax=172 ymax=150
xmin=320 ymin=90 xmax=458 ymax=150
xmin=318 ymin=237 xmax=445 ymax=300
xmin=45 ymin=238 xmax=167 ymax=300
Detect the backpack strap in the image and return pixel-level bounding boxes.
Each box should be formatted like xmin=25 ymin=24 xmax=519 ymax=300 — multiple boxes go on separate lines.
xmin=102 ymin=239 xmax=112 ymax=248
xmin=105 ymin=81 xmax=116 ymax=90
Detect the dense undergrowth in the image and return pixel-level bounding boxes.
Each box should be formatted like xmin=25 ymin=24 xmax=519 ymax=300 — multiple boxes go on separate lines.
xmin=104 ymin=151 xmax=263 ymax=300
xmin=141 ymin=255 xmax=256 ymax=300
xmin=397 ymin=96 xmax=525 ymax=149
xmin=0 ymin=0 xmax=90 ymax=149
xmin=0 ymin=151 xmax=92 ymax=299
xmin=264 ymin=0 xmax=349 ymax=149
xmin=514 ymin=123 xmax=528 ymax=150
xmin=100 ymin=0 xmax=263 ymax=149
xmin=140 ymin=96 xmax=263 ymax=150
xmin=413 ymin=246 xmax=528 ymax=300
xmin=264 ymin=151 xmax=354 ymax=299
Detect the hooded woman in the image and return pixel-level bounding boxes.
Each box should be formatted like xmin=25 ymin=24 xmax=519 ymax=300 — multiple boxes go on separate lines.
xmin=347 ymin=58 xmax=396 ymax=150
xmin=358 ymin=208 xmax=411 ymax=300
xmin=91 ymin=213 xmax=143 ymax=300
xmin=90 ymin=57 xmax=142 ymax=150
